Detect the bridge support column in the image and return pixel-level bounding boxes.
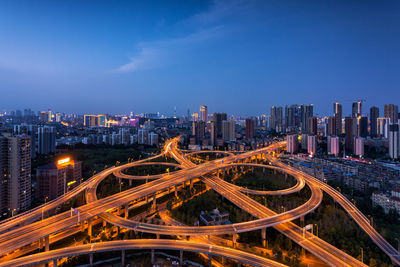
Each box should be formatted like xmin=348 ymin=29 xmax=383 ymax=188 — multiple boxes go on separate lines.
xmin=53 ymin=259 xmax=57 ymax=267
xmin=261 ymin=228 xmax=267 ymax=248
xmin=208 ymin=254 xmax=212 ymax=267
xmin=156 ymin=233 xmax=160 ymax=239
xmin=89 ymin=253 xmax=93 ymax=267
xmin=189 ymin=179 xmax=193 ymax=190
xmin=117 ymin=226 xmax=120 ymax=236
xmin=151 ymin=249 xmax=155 ymax=264
xmin=180 ymin=250 xmax=183 ymax=266
xmin=121 ymin=250 xmax=125 ymax=267
xmin=103 ymin=219 xmax=107 ymax=227
xmin=300 ymin=216 xmax=305 ymax=228
xmin=125 ymin=204 xmax=129 ymax=219
xmin=152 ymin=194 xmax=157 ymax=210
xmin=129 ymin=179 xmax=132 ymax=186
xmin=88 ymin=219 xmax=92 ymax=239
xmin=45 ymin=235 xmax=49 ymax=252
xmin=232 ymin=234 xmax=237 ymax=248
xmin=174 ymin=186 xmax=178 ymax=198
xmin=145 ymin=195 xmax=149 ymax=203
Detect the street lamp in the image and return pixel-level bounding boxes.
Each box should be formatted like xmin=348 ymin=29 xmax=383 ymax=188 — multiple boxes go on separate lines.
xmin=11 ymin=209 xmax=16 ymax=217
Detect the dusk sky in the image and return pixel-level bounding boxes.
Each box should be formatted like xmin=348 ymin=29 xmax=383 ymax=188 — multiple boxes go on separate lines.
xmin=0 ymin=0 xmax=399 ymax=116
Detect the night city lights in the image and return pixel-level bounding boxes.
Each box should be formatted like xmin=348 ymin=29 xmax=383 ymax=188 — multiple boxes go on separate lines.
xmin=0 ymin=1 xmax=399 ymax=267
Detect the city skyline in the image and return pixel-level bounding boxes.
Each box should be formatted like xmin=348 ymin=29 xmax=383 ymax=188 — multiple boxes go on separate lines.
xmin=1 ymin=0 xmax=399 ymax=115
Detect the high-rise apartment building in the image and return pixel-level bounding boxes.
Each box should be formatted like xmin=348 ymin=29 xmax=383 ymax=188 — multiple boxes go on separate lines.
xmin=200 ymin=106 xmax=208 ymax=122
xmin=300 ymin=104 xmax=313 ymax=133
xmin=344 ymin=117 xmax=353 ymax=150
xmin=212 ymin=113 xmax=227 ymax=138
xmin=353 ymin=137 xmax=364 ymax=156
xmin=192 ymin=121 xmax=206 ymax=144
xmin=36 ymin=157 xmax=82 ymax=201
xmin=285 ymin=105 xmax=300 ymax=129
xmin=333 ymin=102 xmax=342 ymax=134
xmin=389 ymin=124 xmax=399 ymax=159
xmin=377 ymin=117 xmax=390 ymax=138
xmin=37 ymin=126 xmax=56 ymax=154
xmin=14 ymin=124 xmax=37 ymax=159
xmin=307 ymin=135 xmax=317 ymax=156
xmin=308 ymin=116 xmax=318 ymax=135
xmin=222 ymin=120 xmax=235 ymax=141
xmin=384 ymin=104 xmax=399 ymax=123
xmin=270 ymin=106 xmax=283 ymax=132
xmin=352 ymin=101 xmax=362 ymax=118
xmin=327 ymin=136 xmax=340 ymax=157
xmin=286 ymin=134 xmax=298 ymax=153
xmin=245 ymin=118 xmax=255 ymax=139
xmin=84 ymin=114 xmax=107 ymax=127
xmin=0 ymin=133 xmax=31 ymax=218
xmin=358 ymin=116 xmax=368 ymax=138
xmin=370 ymin=106 xmax=379 ymax=137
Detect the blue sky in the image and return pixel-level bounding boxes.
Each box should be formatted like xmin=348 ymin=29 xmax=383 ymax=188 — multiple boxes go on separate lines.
xmin=0 ymin=0 xmax=399 ymax=116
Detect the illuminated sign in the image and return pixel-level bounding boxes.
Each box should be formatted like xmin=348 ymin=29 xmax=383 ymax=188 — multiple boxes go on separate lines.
xmin=57 ymin=157 xmax=70 ymax=165
xmin=67 ymin=180 xmax=76 ymax=186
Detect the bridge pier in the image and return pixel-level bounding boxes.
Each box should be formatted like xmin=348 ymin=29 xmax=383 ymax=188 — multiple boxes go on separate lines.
xmin=174 ymin=186 xmax=178 ymax=198
xmin=189 ymin=179 xmax=193 ymax=190
xmin=180 ymin=250 xmax=183 ymax=266
xmin=261 ymin=228 xmax=267 ymax=248
xmin=152 ymin=194 xmax=157 ymax=210
xmin=208 ymin=254 xmax=212 ymax=267
xmin=232 ymin=233 xmax=237 ymax=248
xmin=45 ymin=235 xmax=49 ymax=252
xmin=145 ymin=195 xmax=149 ymax=203
xmin=151 ymin=249 xmax=155 ymax=264
xmin=129 ymin=179 xmax=132 ymax=186
xmin=53 ymin=259 xmax=57 ymax=267
xmin=121 ymin=250 xmax=125 ymax=267
xmin=156 ymin=233 xmax=160 ymax=239
xmin=300 ymin=216 xmax=305 ymax=228
xmin=88 ymin=219 xmax=92 ymax=239
xmin=125 ymin=203 xmax=129 ymax=219
xmin=103 ymin=219 xmax=107 ymax=228
xmin=89 ymin=253 xmax=93 ymax=266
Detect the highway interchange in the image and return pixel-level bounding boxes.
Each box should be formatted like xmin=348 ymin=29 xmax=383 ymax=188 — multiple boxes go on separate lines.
xmin=0 ymin=137 xmax=399 ymax=266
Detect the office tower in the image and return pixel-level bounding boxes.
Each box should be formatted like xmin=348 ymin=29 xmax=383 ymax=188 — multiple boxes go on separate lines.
xmin=138 ymin=129 xmax=149 ymax=144
xmin=0 ymin=133 xmax=31 ymax=217
xmin=352 ymin=101 xmax=362 ymax=118
xmin=370 ymin=106 xmax=379 ymax=137
xmin=270 ymin=106 xmax=283 ymax=132
xmin=327 ymin=136 xmax=340 ymax=157
xmin=200 ymin=106 xmax=208 ymax=122
xmin=222 ymin=120 xmax=235 ymax=141
xmin=344 ymin=117 xmax=353 ymax=150
xmin=245 ymin=118 xmax=255 ymax=139
xmin=384 ymin=104 xmax=399 ymax=123
xmin=300 ymin=104 xmax=313 ymax=133
xmin=37 ymin=126 xmax=56 ymax=154
xmin=286 ymin=134 xmax=298 ymax=153
xmin=377 ymin=118 xmax=390 ymax=138
xmin=353 ymin=137 xmax=364 ymax=156
xmin=192 ymin=121 xmax=206 ymax=144
xmin=36 ymin=157 xmax=82 ymax=201
xmin=212 ymin=113 xmax=227 ymax=138
xmin=389 ymin=124 xmax=399 ymax=159
xmin=148 ymin=132 xmax=158 ymax=146
xmin=308 ymin=116 xmax=318 ymax=135
xmin=333 ymin=102 xmax=342 ymax=134
xmin=307 ymin=135 xmax=317 ymax=156
xmin=14 ymin=124 xmax=37 ymax=159
xmin=358 ymin=116 xmax=368 ymax=138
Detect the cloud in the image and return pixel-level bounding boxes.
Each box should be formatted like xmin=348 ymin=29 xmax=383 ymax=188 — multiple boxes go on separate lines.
xmin=110 ymin=0 xmax=246 ymax=73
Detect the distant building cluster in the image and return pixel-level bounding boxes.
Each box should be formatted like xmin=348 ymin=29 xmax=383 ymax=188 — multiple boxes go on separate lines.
xmin=372 ymin=189 xmax=400 ymax=215
xmin=279 ymin=101 xmax=400 ymax=159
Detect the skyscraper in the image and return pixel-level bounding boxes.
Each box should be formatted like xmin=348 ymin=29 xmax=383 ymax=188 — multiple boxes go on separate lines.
xmin=300 ymin=104 xmax=313 ymax=133
xmin=200 ymin=106 xmax=208 ymax=122
xmin=353 ymin=137 xmax=364 ymax=156
xmin=389 ymin=124 xmax=399 ymax=159
xmin=352 ymin=101 xmax=362 ymax=118
xmin=14 ymin=124 xmax=37 ymax=159
xmin=384 ymin=104 xmax=399 ymax=123
xmin=0 ymin=133 xmax=31 ymax=217
xmin=333 ymin=102 xmax=342 ymax=134
xmin=37 ymin=126 xmax=56 ymax=154
xmin=370 ymin=106 xmax=379 ymax=137
xmin=285 ymin=105 xmax=300 ymax=129
xmin=245 ymin=118 xmax=255 ymax=139
xmin=192 ymin=121 xmax=206 ymax=144
xmin=307 ymin=116 xmax=318 ymax=135
xmin=358 ymin=116 xmax=368 ymax=138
